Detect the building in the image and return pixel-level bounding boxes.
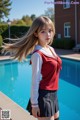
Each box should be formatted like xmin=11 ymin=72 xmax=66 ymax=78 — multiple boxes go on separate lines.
xmin=54 ymin=0 xmax=80 ymax=48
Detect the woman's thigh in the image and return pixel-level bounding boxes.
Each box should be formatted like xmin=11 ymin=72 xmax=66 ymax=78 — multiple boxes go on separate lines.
xmin=38 ymin=111 xmax=59 ymax=120
xmin=38 ymin=116 xmax=54 ymax=120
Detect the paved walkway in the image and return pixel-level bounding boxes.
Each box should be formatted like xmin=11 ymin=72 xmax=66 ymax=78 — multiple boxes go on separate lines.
xmin=55 ymin=49 xmax=80 ymax=61
xmin=0 ymin=92 xmax=37 ymax=120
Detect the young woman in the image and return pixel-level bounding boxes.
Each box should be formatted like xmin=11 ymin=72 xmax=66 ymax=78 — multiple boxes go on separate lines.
xmin=3 ymin=16 xmax=62 ymax=120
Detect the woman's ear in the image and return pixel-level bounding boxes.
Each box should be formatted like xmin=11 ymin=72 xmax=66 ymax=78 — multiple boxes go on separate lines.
xmin=34 ymin=32 xmax=38 ymax=37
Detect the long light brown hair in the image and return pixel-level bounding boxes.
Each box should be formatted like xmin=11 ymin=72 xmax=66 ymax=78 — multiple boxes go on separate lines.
xmin=2 ymin=16 xmax=55 ymax=61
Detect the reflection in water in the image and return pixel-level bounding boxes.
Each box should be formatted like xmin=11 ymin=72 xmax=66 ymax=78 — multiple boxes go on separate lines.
xmin=60 ymin=59 xmax=80 ymax=87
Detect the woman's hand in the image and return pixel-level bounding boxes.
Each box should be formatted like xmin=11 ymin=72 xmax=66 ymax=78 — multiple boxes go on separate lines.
xmin=32 ymin=106 xmax=40 ymax=118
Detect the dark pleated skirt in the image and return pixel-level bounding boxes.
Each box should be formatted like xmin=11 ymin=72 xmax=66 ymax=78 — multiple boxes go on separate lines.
xmin=26 ymin=89 xmax=59 ymax=117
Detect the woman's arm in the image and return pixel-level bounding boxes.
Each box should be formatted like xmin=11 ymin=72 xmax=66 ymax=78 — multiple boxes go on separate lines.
xmin=31 ymin=52 xmax=42 ymax=107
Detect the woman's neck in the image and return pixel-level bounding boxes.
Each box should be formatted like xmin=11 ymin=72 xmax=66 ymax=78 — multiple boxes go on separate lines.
xmin=38 ymin=43 xmax=48 ymax=48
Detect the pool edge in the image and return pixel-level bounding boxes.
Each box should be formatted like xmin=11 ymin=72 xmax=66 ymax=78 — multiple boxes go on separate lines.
xmin=0 ymin=91 xmax=37 ymax=120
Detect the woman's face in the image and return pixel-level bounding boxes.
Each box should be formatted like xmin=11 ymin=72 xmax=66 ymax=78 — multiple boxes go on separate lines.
xmin=37 ymin=25 xmax=54 ymax=47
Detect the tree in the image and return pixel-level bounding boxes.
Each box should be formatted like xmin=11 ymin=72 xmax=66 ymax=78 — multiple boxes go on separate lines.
xmin=30 ymin=14 xmax=36 ymax=21
xmin=11 ymin=19 xmax=17 ymax=25
xmin=22 ymin=15 xmax=32 ymax=26
xmin=0 ymin=0 xmax=12 ymax=22
xmin=16 ymin=19 xmax=26 ymax=25
xmin=44 ymin=8 xmax=54 ymax=21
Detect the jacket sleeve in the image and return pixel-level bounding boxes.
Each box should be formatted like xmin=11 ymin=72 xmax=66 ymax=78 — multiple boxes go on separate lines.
xmin=31 ymin=52 xmax=42 ymax=107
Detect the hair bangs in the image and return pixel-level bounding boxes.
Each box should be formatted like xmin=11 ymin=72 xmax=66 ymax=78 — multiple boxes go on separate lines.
xmin=37 ymin=16 xmax=55 ymax=34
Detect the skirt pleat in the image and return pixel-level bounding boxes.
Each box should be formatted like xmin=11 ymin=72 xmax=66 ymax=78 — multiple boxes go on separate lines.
xmin=26 ymin=89 xmax=59 ymax=117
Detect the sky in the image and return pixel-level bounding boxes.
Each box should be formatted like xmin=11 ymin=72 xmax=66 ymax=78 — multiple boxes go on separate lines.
xmin=5 ymin=0 xmax=54 ymax=21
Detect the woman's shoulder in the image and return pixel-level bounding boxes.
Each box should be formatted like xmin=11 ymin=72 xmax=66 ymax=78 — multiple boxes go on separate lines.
xmin=31 ymin=51 xmax=43 ymax=64
xmin=31 ymin=45 xmax=43 ymax=56
xmin=31 ymin=51 xmax=41 ymax=58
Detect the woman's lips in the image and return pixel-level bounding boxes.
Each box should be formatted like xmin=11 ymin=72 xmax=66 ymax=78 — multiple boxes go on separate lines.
xmin=46 ymin=38 xmax=50 ymax=40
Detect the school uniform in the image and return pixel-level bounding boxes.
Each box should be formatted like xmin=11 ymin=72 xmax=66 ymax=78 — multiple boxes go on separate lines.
xmin=26 ymin=45 xmax=62 ymax=117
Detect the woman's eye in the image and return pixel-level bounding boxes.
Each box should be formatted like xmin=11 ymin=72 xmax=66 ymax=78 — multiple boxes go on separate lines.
xmin=41 ymin=31 xmax=45 ymax=33
xmin=49 ymin=29 xmax=52 ymax=33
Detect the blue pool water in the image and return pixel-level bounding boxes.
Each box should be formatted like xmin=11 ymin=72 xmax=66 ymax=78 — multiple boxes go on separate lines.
xmin=0 ymin=58 xmax=80 ymax=120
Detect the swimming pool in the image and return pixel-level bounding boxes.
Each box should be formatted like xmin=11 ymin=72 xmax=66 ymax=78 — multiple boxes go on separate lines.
xmin=0 ymin=58 xmax=80 ymax=120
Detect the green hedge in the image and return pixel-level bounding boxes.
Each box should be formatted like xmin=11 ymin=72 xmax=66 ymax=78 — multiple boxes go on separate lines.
xmin=0 ymin=24 xmax=30 ymax=40
xmin=0 ymin=35 xmax=3 ymax=54
xmin=0 ymin=24 xmax=8 ymax=36
xmin=52 ymin=38 xmax=75 ymax=49
xmin=0 ymin=35 xmax=2 ymax=46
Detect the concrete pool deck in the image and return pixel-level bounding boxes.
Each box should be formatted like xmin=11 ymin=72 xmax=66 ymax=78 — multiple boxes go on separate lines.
xmin=0 ymin=92 xmax=37 ymax=120
xmin=0 ymin=49 xmax=80 ymax=120
xmin=55 ymin=49 xmax=80 ymax=61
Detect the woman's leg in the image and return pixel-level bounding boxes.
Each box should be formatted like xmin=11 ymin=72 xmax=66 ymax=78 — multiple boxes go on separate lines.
xmin=38 ymin=110 xmax=59 ymax=120
xmin=38 ymin=116 xmax=54 ymax=120
xmin=54 ymin=111 xmax=59 ymax=120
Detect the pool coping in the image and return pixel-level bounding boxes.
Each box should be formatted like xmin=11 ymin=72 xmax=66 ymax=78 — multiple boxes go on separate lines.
xmin=0 ymin=56 xmax=10 ymax=61
xmin=0 ymin=91 xmax=37 ymax=120
xmin=60 ymin=55 xmax=80 ymax=61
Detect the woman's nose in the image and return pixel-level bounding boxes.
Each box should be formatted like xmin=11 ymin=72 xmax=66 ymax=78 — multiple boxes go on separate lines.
xmin=47 ymin=32 xmax=50 ymax=36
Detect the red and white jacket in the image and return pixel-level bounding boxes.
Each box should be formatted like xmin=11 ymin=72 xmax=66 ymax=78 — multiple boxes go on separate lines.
xmin=30 ymin=45 xmax=62 ymax=107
